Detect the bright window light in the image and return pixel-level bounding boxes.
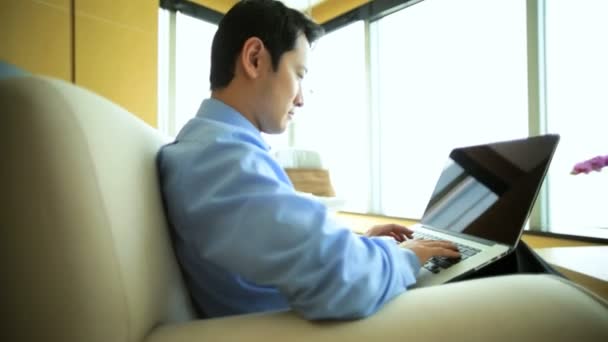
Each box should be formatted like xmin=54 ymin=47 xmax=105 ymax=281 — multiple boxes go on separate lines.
xmin=294 ymin=21 xmax=370 ymax=211
xmin=376 ymin=0 xmax=528 ymax=218
xmin=546 ymin=0 xmax=608 ymax=229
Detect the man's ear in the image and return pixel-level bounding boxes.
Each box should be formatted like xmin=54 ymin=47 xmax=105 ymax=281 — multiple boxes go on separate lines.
xmin=240 ymin=37 xmax=266 ymax=79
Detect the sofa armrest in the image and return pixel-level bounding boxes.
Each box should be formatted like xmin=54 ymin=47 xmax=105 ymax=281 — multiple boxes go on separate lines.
xmin=146 ymin=275 xmax=608 ymax=342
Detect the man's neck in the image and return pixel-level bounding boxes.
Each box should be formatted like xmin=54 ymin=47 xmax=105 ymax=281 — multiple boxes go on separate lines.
xmin=211 ymin=88 xmax=260 ymax=131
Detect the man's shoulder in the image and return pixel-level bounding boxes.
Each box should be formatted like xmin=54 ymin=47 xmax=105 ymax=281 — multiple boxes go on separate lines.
xmin=174 ymin=117 xmax=264 ymax=150
xmin=159 ymin=123 xmax=274 ymax=169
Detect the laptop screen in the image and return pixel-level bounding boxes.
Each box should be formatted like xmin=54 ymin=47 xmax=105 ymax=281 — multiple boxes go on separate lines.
xmin=420 ymin=134 xmax=559 ymax=246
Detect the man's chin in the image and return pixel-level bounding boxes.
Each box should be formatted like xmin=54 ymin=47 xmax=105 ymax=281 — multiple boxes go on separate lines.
xmin=262 ymin=125 xmax=288 ymax=135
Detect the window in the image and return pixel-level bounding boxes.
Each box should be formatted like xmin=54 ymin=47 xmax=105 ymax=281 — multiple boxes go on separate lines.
xmin=545 ymin=0 xmax=608 ymax=229
xmin=298 ymin=0 xmax=528 ymax=217
xmin=158 ymin=10 xmax=216 ymax=137
xmin=158 ymin=0 xmax=608 ymax=235
xmin=174 ymin=12 xmax=216 ymax=132
xmin=293 ymin=21 xmax=370 ymax=211
xmin=375 ymin=0 xmax=528 ymax=218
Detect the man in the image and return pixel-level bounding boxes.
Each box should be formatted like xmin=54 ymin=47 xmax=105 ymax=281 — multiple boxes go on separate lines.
xmin=158 ymin=0 xmax=459 ymax=320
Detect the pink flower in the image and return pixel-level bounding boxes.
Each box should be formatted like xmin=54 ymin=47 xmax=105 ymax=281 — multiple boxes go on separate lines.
xmin=571 ymin=155 xmax=608 ymax=175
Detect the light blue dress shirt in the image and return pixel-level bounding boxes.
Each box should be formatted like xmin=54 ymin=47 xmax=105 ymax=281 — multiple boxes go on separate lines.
xmin=157 ymin=98 xmax=420 ymax=319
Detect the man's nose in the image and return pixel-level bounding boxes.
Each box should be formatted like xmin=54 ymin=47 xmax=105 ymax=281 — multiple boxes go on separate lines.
xmin=294 ymin=86 xmax=304 ymax=107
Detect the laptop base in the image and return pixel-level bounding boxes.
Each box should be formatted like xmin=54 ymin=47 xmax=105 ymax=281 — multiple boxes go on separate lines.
xmin=448 ymin=240 xmax=564 ymax=283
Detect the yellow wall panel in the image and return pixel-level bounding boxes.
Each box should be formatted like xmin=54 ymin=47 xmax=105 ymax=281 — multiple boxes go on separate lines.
xmin=38 ymin=0 xmax=70 ymax=7
xmin=312 ymin=0 xmax=372 ymax=24
xmin=75 ymin=14 xmax=157 ymax=126
xmin=75 ymin=0 xmax=158 ymax=127
xmin=76 ymin=0 xmax=157 ymax=32
xmin=0 ymin=0 xmax=71 ymax=80
xmin=190 ymin=0 xmax=238 ymax=14
xmin=188 ymin=0 xmax=372 ymax=24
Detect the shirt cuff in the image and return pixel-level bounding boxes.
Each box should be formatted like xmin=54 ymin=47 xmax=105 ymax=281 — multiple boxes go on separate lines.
xmin=374 ymin=236 xmax=421 ymax=288
xmin=399 ymin=247 xmax=421 ymax=287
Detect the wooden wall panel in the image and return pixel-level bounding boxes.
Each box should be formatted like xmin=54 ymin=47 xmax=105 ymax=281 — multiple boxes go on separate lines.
xmin=74 ymin=0 xmax=158 ymax=126
xmin=0 ymin=0 xmax=71 ymax=81
xmin=312 ymin=0 xmax=372 ymax=24
xmin=190 ymin=0 xmax=238 ymax=14
xmin=189 ymin=0 xmax=373 ymax=24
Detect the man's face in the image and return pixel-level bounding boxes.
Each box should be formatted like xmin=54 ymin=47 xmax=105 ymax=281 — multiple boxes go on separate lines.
xmin=256 ymin=34 xmax=310 ymax=134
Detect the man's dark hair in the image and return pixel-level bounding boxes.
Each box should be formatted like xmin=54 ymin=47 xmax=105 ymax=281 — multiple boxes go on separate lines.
xmin=210 ymin=0 xmax=324 ymax=90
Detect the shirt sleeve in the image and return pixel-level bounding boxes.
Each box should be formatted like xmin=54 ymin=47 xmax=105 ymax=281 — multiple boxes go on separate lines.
xmin=161 ymin=137 xmax=421 ymax=320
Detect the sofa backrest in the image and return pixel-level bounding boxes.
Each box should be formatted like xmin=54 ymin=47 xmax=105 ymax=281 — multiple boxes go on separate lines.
xmin=0 ymin=76 xmax=195 ymax=342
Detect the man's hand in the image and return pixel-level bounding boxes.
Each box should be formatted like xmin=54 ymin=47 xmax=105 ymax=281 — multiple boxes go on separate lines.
xmin=365 ymin=224 xmax=414 ymax=243
xmin=364 ymin=224 xmax=460 ymax=265
xmin=400 ymin=239 xmax=460 ymax=265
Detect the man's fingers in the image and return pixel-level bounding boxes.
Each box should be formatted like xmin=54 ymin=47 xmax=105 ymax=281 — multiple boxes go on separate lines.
xmin=400 ymin=241 xmax=461 ymax=265
xmin=395 ymin=225 xmax=414 ymax=235
xmin=366 ymin=224 xmax=414 ymax=240
xmin=389 ymin=232 xmax=402 ymax=241
xmin=431 ymin=246 xmax=461 ymax=258
xmin=403 ymin=228 xmax=414 ymax=239
xmin=389 ymin=225 xmax=414 ymax=240
xmin=418 ymin=239 xmax=459 ymax=250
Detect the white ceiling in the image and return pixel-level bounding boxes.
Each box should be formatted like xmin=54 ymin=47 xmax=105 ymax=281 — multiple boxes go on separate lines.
xmin=281 ymin=0 xmax=326 ymax=11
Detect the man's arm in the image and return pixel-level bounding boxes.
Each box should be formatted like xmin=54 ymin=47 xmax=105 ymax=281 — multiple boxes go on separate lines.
xmin=162 ymin=141 xmax=420 ymax=319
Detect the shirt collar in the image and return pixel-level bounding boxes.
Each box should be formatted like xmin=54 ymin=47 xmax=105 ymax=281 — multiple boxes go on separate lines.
xmin=196 ymin=98 xmax=270 ymax=151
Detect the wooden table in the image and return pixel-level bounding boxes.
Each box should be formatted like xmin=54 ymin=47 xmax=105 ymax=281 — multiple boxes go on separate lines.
xmin=535 ymin=246 xmax=608 ymax=281
xmin=535 ymin=246 xmax=608 ymax=300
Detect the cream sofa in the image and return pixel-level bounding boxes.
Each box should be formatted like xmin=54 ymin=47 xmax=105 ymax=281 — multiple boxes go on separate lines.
xmin=1 ymin=75 xmax=607 ymax=342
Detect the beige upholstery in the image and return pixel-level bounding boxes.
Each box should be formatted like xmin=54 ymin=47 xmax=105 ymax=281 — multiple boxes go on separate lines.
xmin=1 ymin=76 xmax=607 ymax=342
xmin=1 ymin=76 xmax=195 ymax=341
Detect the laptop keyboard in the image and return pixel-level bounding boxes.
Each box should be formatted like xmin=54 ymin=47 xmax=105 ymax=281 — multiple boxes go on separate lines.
xmin=412 ymin=232 xmax=481 ymax=274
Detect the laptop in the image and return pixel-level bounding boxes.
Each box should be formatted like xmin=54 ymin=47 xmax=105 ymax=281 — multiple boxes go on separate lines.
xmin=409 ymin=134 xmax=560 ymax=288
